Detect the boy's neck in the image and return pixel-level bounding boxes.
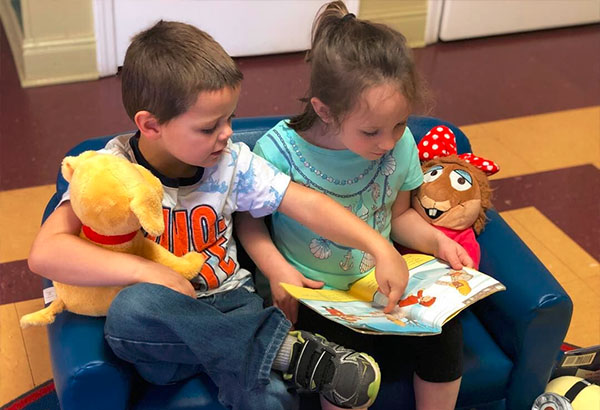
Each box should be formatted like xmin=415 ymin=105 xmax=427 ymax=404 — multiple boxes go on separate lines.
xmin=138 ymin=134 xmax=198 ymax=179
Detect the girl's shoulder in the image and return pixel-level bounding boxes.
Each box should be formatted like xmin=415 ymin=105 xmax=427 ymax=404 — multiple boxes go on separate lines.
xmin=255 ymin=119 xmax=299 ymax=152
xmin=395 ymin=126 xmax=418 ymax=152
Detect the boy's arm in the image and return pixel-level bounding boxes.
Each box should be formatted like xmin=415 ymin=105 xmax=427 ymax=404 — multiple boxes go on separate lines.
xmin=28 ymin=202 xmax=196 ymax=297
xmin=234 ymin=212 xmax=323 ymax=324
xmin=390 ymin=190 xmax=473 ymax=269
xmin=278 ymin=182 xmax=408 ymax=313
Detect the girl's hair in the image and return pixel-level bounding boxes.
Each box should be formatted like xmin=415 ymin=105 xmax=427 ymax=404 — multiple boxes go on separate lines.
xmin=121 ymin=20 xmax=243 ymax=124
xmin=289 ymin=1 xmax=428 ymax=132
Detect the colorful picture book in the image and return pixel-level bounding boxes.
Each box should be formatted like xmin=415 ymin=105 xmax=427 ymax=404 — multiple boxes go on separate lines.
xmin=282 ymin=254 xmax=505 ymax=335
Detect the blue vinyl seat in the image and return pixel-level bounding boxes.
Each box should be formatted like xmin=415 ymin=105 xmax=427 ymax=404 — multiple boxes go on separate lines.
xmin=40 ymin=115 xmax=572 ymax=410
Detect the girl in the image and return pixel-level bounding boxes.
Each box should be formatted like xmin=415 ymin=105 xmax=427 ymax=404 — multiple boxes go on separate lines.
xmin=236 ymin=2 xmax=472 ymax=409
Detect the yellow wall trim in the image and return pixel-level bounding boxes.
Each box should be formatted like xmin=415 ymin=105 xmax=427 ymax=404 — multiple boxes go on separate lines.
xmin=358 ymin=0 xmax=427 ymax=48
xmin=0 ymin=0 xmax=98 ymax=88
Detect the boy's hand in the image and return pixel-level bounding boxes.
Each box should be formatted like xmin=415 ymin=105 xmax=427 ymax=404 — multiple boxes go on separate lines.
xmin=269 ymin=265 xmax=324 ymax=325
xmin=374 ymin=247 xmax=409 ymax=313
xmin=434 ymin=232 xmax=474 ymax=269
xmin=138 ymin=264 xmax=197 ymax=298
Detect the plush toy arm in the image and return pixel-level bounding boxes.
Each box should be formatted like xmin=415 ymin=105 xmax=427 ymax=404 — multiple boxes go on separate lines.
xmin=139 ymin=239 xmax=206 ymax=280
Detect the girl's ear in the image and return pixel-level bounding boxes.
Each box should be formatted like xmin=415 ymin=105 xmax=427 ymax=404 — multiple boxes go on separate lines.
xmin=310 ymin=97 xmax=333 ymax=124
xmin=134 ymin=111 xmax=162 ymax=140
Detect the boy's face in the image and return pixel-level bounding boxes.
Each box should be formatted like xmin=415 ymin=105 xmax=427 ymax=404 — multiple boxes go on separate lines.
xmin=158 ymin=86 xmax=240 ymax=169
xmin=337 ymin=83 xmax=410 ymax=161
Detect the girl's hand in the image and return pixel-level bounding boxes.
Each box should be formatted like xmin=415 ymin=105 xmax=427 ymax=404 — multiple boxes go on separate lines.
xmin=269 ymin=265 xmax=324 ymax=325
xmin=434 ymin=232 xmax=474 ymax=269
xmin=374 ymin=247 xmax=409 ymax=313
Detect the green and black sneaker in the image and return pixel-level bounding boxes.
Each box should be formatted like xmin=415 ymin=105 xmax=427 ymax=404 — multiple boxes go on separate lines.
xmin=284 ymin=330 xmax=381 ymax=409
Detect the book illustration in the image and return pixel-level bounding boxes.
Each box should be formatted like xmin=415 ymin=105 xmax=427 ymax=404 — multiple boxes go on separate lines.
xmin=282 ymin=254 xmax=505 ymax=335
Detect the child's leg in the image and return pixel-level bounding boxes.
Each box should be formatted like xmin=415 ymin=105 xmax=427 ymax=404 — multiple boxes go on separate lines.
xmin=414 ymin=374 xmax=461 ymax=410
xmin=412 ymin=318 xmax=463 ymax=410
xmin=105 ymin=282 xmax=295 ymax=409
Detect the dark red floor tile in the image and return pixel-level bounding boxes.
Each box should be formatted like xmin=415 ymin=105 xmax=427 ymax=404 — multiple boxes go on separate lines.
xmin=491 ymin=164 xmax=600 ymax=260
xmin=0 ymin=260 xmax=44 ymax=305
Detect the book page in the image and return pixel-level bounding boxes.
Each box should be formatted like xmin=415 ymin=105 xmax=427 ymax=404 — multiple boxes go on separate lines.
xmin=396 ymin=258 xmax=505 ymax=328
xmin=300 ymin=298 xmax=440 ymax=335
xmin=281 ymin=254 xmax=504 ymax=335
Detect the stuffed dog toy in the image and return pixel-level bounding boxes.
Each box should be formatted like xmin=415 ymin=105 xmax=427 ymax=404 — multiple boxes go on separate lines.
xmin=20 ymin=151 xmax=205 ymax=328
xmin=412 ymin=126 xmax=499 ymax=269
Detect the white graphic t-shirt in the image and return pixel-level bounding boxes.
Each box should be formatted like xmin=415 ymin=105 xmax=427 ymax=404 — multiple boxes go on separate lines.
xmin=59 ymin=132 xmax=290 ymax=297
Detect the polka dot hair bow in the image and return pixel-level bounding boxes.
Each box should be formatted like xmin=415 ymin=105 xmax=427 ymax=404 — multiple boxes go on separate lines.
xmin=417 ymin=125 xmax=500 ymax=175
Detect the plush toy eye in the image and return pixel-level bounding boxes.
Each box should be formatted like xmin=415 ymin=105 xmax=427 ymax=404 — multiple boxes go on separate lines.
xmin=423 ymin=165 xmax=444 ymax=183
xmin=450 ymin=169 xmax=473 ymax=191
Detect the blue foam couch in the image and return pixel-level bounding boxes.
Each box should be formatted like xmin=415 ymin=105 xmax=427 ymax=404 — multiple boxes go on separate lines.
xmin=40 ymin=115 xmax=572 ymax=410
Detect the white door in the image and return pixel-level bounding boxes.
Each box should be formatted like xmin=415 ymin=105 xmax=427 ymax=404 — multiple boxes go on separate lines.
xmin=93 ymin=0 xmax=359 ymax=77
xmin=436 ymin=0 xmax=600 ymax=42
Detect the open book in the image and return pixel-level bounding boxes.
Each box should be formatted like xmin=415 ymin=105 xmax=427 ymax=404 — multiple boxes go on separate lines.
xmin=282 ymin=254 xmax=505 ymax=335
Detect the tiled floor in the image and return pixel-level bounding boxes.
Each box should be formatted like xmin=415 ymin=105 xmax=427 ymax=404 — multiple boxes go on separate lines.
xmin=1 ymin=20 xmax=599 ymax=406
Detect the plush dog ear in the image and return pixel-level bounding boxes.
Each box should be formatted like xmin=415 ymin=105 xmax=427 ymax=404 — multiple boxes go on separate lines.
xmin=133 ymin=164 xmax=164 ymax=198
xmin=61 ymin=151 xmax=98 ymax=183
xmin=129 ymin=183 xmax=165 ymax=237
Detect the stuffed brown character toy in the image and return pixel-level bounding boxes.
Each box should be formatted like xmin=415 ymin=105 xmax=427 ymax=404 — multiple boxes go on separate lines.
xmin=411 ymin=126 xmax=499 ymax=269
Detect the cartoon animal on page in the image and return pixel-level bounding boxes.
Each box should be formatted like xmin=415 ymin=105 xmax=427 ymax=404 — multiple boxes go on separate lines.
xmin=20 ymin=151 xmax=206 ymax=328
xmin=412 ymin=125 xmax=499 ymax=269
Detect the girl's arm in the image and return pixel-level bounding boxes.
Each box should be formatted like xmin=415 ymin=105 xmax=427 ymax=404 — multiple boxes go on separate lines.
xmin=234 ymin=212 xmax=323 ymax=324
xmin=28 ymin=201 xmax=196 ymax=297
xmin=278 ymin=182 xmax=408 ymax=313
xmin=390 ymin=190 xmax=473 ymax=269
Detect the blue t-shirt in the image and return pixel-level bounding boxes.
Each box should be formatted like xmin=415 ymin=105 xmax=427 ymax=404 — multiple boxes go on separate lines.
xmin=254 ymin=120 xmax=423 ymax=290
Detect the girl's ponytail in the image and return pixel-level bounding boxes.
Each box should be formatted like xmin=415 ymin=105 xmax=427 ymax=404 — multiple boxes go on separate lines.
xmin=290 ymin=1 xmax=351 ymax=131
xmin=308 ymin=1 xmax=348 ymax=62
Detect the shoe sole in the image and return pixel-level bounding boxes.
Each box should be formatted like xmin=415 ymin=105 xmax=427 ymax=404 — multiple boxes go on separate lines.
xmin=360 ymin=352 xmax=381 ymax=408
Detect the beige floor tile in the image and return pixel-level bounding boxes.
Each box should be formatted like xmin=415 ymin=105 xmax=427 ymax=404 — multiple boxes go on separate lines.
xmin=584 ymin=275 xmax=600 ymax=299
xmin=500 ymin=207 xmax=600 ymax=347
xmin=503 ymin=207 xmax=600 ymax=280
xmin=560 ymin=280 xmax=600 ymax=347
xmin=0 ymin=185 xmax=56 ymax=263
xmin=461 ymin=123 xmax=537 ymax=180
xmin=463 ymin=106 xmax=600 ymax=178
xmin=500 ymin=209 xmax=579 ymax=284
xmin=0 ymin=303 xmax=34 ymax=405
xmin=14 ymin=299 xmax=52 ymax=385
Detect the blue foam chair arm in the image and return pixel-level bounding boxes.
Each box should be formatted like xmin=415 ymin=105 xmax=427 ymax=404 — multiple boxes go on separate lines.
xmin=474 ymin=210 xmax=573 ymax=410
xmin=47 ymin=311 xmax=134 ymax=410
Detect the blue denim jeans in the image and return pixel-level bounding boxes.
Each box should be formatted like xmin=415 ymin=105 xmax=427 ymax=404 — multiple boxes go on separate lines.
xmin=104 ymin=282 xmax=297 ymax=410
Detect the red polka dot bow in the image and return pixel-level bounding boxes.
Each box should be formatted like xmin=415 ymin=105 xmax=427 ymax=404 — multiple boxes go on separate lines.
xmin=417 ymin=125 xmax=500 ymax=175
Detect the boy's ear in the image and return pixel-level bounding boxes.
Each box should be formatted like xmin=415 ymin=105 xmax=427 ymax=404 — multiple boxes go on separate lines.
xmin=310 ymin=97 xmax=333 ymax=124
xmin=134 ymin=111 xmax=162 ymax=140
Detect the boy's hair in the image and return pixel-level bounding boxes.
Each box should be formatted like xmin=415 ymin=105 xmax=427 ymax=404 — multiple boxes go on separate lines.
xmin=121 ymin=20 xmax=243 ymax=124
xmin=289 ymin=1 xmax=428 ymax=132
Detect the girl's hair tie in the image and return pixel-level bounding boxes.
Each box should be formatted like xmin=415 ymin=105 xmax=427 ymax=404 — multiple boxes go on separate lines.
xmin=342 ymin=13 xmax=356 ymax=22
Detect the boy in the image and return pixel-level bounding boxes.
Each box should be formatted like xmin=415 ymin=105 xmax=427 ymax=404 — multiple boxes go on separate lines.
xmin=28 ymin=21 xmax=407 ymax=410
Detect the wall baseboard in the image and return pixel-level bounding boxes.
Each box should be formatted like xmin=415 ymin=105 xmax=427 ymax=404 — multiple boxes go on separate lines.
xmin=0 ymin=0 xmax=98 ymax=88
xmin=359 ymin=0 xmax=427 ymax=48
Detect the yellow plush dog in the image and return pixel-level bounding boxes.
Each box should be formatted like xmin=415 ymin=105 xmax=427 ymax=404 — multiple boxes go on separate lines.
xmin=20 ymin=151 xmax=206 ymax=328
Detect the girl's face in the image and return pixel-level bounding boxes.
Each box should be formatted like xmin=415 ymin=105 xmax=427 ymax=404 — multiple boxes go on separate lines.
xmin=337 ymin=83 xmax=410 ymax=160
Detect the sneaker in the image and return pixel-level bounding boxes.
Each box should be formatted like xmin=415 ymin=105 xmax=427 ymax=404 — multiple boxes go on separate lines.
xmin=284 ymin=330 xmax=381 ymax=409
